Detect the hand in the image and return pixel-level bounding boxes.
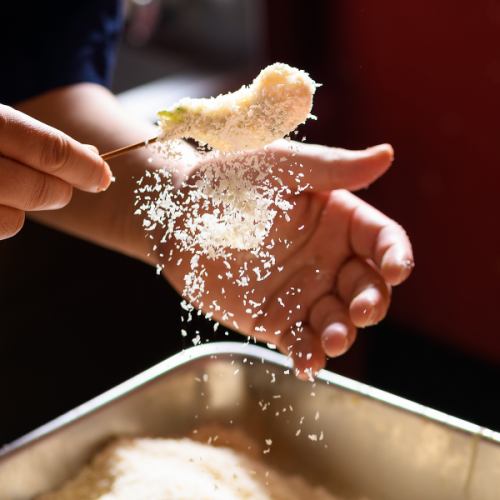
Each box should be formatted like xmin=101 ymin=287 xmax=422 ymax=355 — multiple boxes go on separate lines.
xmin=160 ymin=140 xmax=413 ymax=378
xmin=0 ymin=104 xmax=113 ymax=240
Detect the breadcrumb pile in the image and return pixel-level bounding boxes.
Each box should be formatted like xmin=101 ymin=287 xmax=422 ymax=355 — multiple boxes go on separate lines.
xmin=38 ymin=436 xmax=339 ymax=500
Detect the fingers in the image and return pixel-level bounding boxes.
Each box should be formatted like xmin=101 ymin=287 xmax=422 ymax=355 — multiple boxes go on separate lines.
xmin=277 ymin=324 xmax=326 ymax=380
xmin=267 ymin=139 xmax=394 ymax=192
xmin=309 ymin=294 xmax=357 ymax=357
xmin=0 ymin=157 xmax=73 ymax=211
xmin=255 ymin=264 xmax=333 ymax=339
xmin=0 ymin=205 xmax=25 ymax=240
xmin=286 ymin=257 xmax=389 ymax=379
xmin=375 ymin=225 xmax=415 ymax=285
xmin=336 ymin=257 xmax=391 ymax=327
xmin=347 ymin=194 xmax=414 ymax=285
xmin=0 ymin=104 xmax=112 ymax=193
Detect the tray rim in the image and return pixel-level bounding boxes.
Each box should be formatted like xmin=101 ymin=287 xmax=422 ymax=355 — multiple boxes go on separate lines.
xmin=1 ymin=341 xmax=499 ymax=462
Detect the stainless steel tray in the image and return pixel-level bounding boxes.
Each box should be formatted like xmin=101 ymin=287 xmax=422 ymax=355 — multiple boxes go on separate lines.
xmin=0 ymin=342 xmax=498 ymax=500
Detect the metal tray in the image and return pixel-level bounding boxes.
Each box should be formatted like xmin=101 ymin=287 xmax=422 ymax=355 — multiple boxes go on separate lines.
xmin=0 ymin=342 xmax=498 ymax=500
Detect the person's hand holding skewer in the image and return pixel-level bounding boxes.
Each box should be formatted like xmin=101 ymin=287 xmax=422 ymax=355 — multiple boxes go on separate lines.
xmin=0 ymin=104 xmax=112 ymax=240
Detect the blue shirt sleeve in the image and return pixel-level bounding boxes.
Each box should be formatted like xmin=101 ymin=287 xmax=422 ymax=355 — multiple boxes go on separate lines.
xmin=0 ymin=0 xmax=123 ymax=105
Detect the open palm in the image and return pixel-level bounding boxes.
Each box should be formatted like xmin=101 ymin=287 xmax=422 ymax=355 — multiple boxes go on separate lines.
xmin=160 ymin=140 xmax=413 ymax=378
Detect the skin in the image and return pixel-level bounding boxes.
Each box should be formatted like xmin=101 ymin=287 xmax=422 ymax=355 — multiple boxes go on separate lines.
xmin=16 ymin=83 xmax=414 ymax=378
xmin=162 ymin=142 xmax=413 ymax=378
xmin=0 ymin=104 xmax=112 ymax=240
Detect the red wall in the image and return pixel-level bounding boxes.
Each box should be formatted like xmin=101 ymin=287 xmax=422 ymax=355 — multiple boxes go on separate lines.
xmin=334 ymin=1 xmax=500 ymax=362
xmin=267 ymin=1 xmax=500 ymax=363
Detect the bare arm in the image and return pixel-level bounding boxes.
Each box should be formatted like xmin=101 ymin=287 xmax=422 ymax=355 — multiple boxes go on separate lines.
xmin=16 ymin=83 xmax=167 ymax=263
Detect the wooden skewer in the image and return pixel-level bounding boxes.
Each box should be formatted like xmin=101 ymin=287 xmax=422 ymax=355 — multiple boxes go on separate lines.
xmin=101 ymin=136 xmax=159 ymax=161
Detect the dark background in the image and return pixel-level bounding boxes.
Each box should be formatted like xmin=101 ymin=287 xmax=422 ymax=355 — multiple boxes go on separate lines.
xmin=1 ymin=0 xmax=499 ymax=445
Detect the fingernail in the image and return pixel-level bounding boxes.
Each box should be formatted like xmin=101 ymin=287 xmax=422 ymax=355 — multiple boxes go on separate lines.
xmin=397 ymin=257 xmax=415 ymax=282
xmin=386 ymin=256 xmax=415 ymax=285
xmin=322 ymin=322 xmax=349 ymax=357
xmin=360 ymin=284 xmax=383 ymax=324
xmin=85 ymin=144 xmax=100 ymax=155
xmin=368 ymin=143 xmax=394 ymax=160
xmin=354 ymin=303 xmax=377 ymax=328
xmin=97 ymin=163 xmax=113 ymax=192
xmin=369 ymin=143 xmax=391 ymax=151
xmin=401 ymin=258 xmax=415 ymax=270
xmin=367 ymin=306 xmax=379 ymax=325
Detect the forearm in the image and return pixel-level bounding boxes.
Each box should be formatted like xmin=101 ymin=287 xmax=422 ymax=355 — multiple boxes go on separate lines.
xmin=16 ymin=83 xmax=163 ymax=264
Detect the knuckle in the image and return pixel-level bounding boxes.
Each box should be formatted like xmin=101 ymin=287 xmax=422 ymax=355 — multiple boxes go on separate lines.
xmin=336 ymin=257 xmax=359 ymax=297
xmin=26 ymin=175 xmax=72 ymax=211
xmin=26 ymin=174 xmax=52 ymax=210
xmin=0 ymin=207 xmax=25 ymax=239
xmin=39 ymin=133 xmax=71 ymax=174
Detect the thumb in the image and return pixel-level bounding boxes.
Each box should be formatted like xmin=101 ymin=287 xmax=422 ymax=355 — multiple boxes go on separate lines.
xmin=268 ymin=140 xmax=394 ymax=192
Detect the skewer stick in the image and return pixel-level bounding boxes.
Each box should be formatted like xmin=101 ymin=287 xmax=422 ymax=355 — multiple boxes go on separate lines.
xmin=100 ymin=136 xmax=159 ymax=161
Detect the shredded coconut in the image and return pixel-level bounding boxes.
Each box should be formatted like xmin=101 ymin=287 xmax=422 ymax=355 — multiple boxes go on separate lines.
xmin=157 ymin=63 xmax=317 ymax=152
xmin=38 ymin=436 xmax=341 ymax=500
xmin=135 ymin=145 xmax=295 ymax=304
